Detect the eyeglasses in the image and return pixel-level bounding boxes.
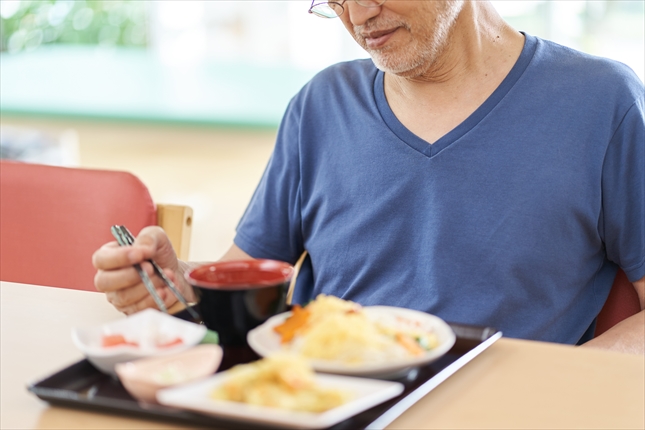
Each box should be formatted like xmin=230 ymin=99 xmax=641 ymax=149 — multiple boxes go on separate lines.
xmin=308 ymin=0 xmax=387 ymax=19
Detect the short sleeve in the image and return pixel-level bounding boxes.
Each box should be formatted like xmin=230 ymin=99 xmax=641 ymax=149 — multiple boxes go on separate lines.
xmin=600 ymin=97 xmax=645 ymax=282
xmin=233 ymin=98 xmax=304 ymax=264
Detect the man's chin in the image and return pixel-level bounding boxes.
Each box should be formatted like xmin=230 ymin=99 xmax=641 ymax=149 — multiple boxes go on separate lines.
xmin=370 ymin=56 xmax=427 ymax=78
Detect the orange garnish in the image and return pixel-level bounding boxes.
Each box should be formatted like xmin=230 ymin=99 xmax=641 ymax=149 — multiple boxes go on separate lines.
xmin=101 ymin=334 xmax=138 ymax=348
xmin=395 ymin=333 xmax=424 ymax=356
xmin=157 ymin=337 xmax=184 ymax=348
xmin=274 ymin=305 xmax=310 ymax=344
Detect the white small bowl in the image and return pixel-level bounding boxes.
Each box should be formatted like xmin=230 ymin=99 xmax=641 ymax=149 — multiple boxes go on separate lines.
xmin=115 ymin=344 xmax=223 ymax=403
xmin=72 ymin=308 xmax=207 ymax=375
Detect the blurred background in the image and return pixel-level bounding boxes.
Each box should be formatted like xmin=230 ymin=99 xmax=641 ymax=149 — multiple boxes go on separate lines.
xmin=1 ymin=1 xmax=643 ymax=74
xmin=1 ymin=0 xmax=644 ymax=261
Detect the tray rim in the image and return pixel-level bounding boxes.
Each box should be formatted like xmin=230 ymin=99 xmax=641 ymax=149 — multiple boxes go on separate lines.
xmin=367 ymin=330 xmax=502 ymax=429
xmin=28 ymin=324 xmax=502 ymax=430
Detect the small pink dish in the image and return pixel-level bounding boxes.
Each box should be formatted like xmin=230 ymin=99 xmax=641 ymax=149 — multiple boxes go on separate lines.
xmin=115 ymin=344 xmax=222 ymax=403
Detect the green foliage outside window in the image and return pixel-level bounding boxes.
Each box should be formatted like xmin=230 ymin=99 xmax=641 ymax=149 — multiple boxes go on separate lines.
xmin=0 ymin=0 xmax=148 ymax=53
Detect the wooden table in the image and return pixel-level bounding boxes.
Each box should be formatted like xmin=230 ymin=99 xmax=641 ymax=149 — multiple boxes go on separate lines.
xmin=1 ymin=281 xmax=643 ymax=429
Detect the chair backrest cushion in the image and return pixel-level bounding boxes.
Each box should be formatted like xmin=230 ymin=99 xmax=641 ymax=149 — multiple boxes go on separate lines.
xmin=0 ymin=161 xmax=156 ymax=291
xmin=594 ymin=268 xmax=641 ymax=337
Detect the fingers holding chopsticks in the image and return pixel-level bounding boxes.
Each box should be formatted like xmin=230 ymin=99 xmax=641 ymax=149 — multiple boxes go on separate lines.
xmin=93 ymin=230 xmax=167 ymax=268
xmin=92 ymin=226 xmax=183 ymax=315
xmin=107 ymin=283 xmax=177 ymax=315
xmin=92 ymin=242 xmax=152 ymax=272
xmin=94 ymin=261 xmax=176 ymax=314
xmin=92 ymin=240 xmax=158 ymax=292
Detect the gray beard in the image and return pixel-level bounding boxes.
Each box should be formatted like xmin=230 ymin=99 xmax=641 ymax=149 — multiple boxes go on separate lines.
xmin=354 ymin=2 xmax=463 ymax=78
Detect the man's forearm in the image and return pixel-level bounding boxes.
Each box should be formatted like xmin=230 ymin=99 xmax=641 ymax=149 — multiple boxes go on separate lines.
xmin=581 ymin=310 xmax=645 ymax=355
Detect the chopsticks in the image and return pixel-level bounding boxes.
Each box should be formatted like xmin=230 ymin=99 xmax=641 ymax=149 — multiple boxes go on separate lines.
xmin=286 ymin=250 xmax=307 ymax=305
xmin=110 ymin=225 xmax=201 ymax=321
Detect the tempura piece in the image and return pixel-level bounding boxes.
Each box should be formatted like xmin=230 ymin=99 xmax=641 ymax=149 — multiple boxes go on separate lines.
xmin=211 ymin=354 xmax=350 ymax=413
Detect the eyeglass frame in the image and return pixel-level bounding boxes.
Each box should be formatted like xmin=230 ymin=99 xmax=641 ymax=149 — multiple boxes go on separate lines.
xmin=308 ymin=0 xmax=387 ymax=19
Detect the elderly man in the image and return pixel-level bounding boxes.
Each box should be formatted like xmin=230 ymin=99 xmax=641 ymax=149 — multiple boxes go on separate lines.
xmin=93 ymin=1 xmax=644 ymax=353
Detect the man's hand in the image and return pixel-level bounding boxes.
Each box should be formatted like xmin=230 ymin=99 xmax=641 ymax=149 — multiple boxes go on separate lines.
xmin=92 ymin=226 xmax=194 ymax=314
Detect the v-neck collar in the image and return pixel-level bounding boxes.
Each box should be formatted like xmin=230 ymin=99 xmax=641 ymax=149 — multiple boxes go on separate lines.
xmin=373 ymin=33 xmax=538 ymax=158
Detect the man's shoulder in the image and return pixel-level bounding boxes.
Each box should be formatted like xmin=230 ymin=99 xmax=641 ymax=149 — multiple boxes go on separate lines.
xmin=288 ymin=59 xmax=378 ymax=111
xmin=301 ymin=58 xmax=377 ymax=94
xmin=531 ymin=36 xmax=643 ymax=99
xmin=313 ymin=58 xmax=376 ymax=80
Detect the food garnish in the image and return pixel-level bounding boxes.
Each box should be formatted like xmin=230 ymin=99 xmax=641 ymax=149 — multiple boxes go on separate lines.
xmin=101 ymin=334 xmax=138 ymax=347
xmin=273 ymin=305 xmax=310 ymax=343
xmin=156 ymin=337 xmax=184 ymax=348
xmin=100 ymin=334 xmax=183 ymax=349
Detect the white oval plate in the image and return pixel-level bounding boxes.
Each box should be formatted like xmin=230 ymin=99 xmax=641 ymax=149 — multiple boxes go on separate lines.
xmin=157 ymin=370 xmax=404 ymax=429
xmin=72 ymin=308 xmax=207 ymax=375
xmin=247 ymin=306 xmax=456 ymax=377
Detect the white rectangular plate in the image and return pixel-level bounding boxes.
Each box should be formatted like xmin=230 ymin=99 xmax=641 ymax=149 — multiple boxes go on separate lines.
xmin=156 ymin=371 xmax=404 ymax=429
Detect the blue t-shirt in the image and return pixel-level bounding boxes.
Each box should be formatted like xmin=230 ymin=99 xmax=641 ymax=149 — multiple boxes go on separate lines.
xmin=234 ymin=33 xmax=645 ymax=344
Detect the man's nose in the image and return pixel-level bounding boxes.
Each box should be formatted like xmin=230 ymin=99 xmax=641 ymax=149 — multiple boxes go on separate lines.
xmin=346 ymin=1 xmax=383 ymax=26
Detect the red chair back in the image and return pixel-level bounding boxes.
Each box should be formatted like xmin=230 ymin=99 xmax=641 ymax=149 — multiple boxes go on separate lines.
xmin=0 ymin=161 xmax=156 ymax=291
xmin=594 ymin=268 xmax=641 ymax=337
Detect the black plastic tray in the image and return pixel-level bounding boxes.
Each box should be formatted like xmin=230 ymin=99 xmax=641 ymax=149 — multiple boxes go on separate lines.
xmin=28 ymin=322 xmax=501 ymax=429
